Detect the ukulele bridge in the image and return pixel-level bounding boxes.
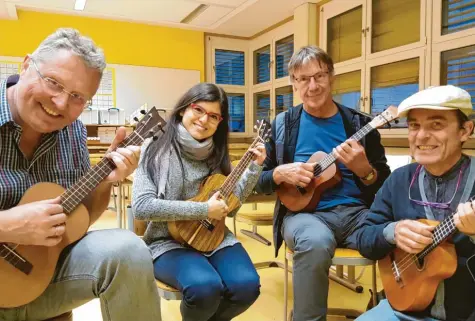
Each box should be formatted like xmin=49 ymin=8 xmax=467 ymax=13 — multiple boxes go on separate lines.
xmin=0 ymin=243 xmax=33 ymax=275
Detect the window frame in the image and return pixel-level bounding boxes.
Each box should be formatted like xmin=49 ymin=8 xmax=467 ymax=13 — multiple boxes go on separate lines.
xmin=365 ymin=47 xmax=426 ymax=137
xmin=333 ymin=62 xmax=366 ymax=111
xmin=320 ymin=0 xmax=367 ymax=68
xmin=432 ymin=0 xmax=475 ymax=44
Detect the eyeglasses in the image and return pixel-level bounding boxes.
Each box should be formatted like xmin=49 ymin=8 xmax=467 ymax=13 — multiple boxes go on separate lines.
xmin=293 ymin=71 xmax=329 ymax=87
xmin=190 ymin=103 xmax=223 ymax=125
xmin=408 ymin=163 xmax=466 ymax=209
xmin=30 ymin=57 xmax=92 ymax=108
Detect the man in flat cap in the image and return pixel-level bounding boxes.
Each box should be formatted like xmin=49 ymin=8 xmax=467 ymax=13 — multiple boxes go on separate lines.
xmin=356 ymin=85 xmax=475 ymax=321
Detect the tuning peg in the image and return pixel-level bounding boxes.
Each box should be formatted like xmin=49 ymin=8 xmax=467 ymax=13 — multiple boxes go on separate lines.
xmin=140 ymin=110 xmax=146 ymax=115
xmin=153 ymin=135 xmax=158 ymax=141
xmin=133 ymin=117 xmax=139 ymax=122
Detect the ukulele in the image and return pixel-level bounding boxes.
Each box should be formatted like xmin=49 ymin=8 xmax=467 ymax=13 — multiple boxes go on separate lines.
xmin=378 ymin=197 xmax=475 ymax=312
xmin=277 ymin=106 xmax=398 ymax=212
xmin=168 ymin=120 xmax=271 ymax=252
xmin=0 ymin=107 xmax=164 ymax=308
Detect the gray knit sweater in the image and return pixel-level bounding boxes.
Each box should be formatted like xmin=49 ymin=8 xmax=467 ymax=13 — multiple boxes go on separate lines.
xmin=132 ymin=146 xmax=263 ymax=260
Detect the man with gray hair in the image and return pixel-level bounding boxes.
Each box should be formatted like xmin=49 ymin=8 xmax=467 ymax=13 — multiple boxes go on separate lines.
xmin=0 ymin=28 xmax=161 ymax=320
xmin=256 ymin=45 xmax=390 ymax=320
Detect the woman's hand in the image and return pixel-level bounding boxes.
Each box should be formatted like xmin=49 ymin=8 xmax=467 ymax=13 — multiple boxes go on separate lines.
xmin=250 ymin=142 xmax=266 ymax=166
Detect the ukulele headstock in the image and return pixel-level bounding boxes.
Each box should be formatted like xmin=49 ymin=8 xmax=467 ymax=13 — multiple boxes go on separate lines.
xmin=253 ymin=119 xmax=272 ymax=143
xmin=133 ymin=107 xmax=167 ymax=142
xmin=369 ymin=105 xmax=399 ymax=129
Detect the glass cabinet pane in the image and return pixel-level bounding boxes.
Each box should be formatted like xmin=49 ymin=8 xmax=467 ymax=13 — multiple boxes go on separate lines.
xmin=332 ymin=70 xmax=361 ymax=110
xmin=228 ymin=93 xmax=245 ymax=132
xmin=442 ymin=0 xmax=475 ymax=35
xmin=327 ymin=6 xmax=363 ymax=63
xmin=441 ymin=45 xmax=475 ymax=114
xmin=371 ymin=58 xmax=420 ymax=127
xmin=215 ymin=50 xmax=245 ymax=86
xmin=254 ymin=45 xmax=271 ymax=84
xmin=372 ymin=0 xmax=420 ymax=53
xmin=275 ymin=86 xmax=293 ymax=115
xmin=275 ymin=35 xmax=294 ymax=79
xmin=254 ymin=90 xmax=271 ymax=125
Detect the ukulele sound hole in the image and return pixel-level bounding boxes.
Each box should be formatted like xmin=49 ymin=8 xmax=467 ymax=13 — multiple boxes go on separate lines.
xmin=415 ymin=256 xmax=425 ymax=271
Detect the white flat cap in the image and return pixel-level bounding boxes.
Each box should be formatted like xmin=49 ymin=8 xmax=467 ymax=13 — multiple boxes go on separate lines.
xmin=398 ymin=85 xmax=473 ymax=117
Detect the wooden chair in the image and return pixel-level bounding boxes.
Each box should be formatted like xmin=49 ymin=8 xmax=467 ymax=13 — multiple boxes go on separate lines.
xmin=156 ymin=279 xmax=183 ymax=301
xmin=233 ymin=202 xmax=274 ymax=246
xmin=284 ymin=245 xmax=377 ymax=320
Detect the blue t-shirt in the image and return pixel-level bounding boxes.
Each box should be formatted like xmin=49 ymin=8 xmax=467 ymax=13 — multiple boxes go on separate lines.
xmin=294 ymin=109 xmax=364 ymax=210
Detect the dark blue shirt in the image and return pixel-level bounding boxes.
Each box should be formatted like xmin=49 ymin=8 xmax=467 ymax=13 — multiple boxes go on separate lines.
xmin=294 ymin=109 xmax=364 ymax=210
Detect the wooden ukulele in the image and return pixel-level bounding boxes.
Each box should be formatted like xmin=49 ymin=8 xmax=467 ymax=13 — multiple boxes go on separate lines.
xmin=0 ymin=107 xmax=164 ymax=308
xmin=277 ymin=106 xmax=398 ymax=212
xmin=168 ymin=120 xmax=271 ymax=252
xmin=377 ymin=197 xmax=475 ymax=312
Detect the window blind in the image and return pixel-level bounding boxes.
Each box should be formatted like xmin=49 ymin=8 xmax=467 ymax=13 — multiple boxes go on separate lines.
xmin=215 ymin=50 xmax=245 ymax=86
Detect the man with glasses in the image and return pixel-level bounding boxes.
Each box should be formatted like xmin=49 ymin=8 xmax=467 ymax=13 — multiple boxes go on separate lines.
xmin=0 ymin=28 xmax=161 ymax=320
xmin=356 ymin=85 xmax=475 ymax=321
xmin=255 ymin=45 xmax=390 ymax=321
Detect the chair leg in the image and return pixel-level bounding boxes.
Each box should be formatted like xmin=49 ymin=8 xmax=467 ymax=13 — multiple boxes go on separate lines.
xmin=284 ymin=245 xmax=288 ymax=321
xmin=372 ymin=262 xmax=378 ymax=306
xmin=240 ymin=226 xmax=271 ymax=246
xmin=233 ymin=216 xmax=237 ymax=235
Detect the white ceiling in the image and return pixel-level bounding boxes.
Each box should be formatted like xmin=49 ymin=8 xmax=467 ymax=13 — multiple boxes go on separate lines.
xmin=0 ymin=0 xmax=322 ymax=37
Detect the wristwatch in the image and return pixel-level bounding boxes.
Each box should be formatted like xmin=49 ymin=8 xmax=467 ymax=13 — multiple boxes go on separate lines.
xmin=360 ymin=168 xmax=376 ymax=181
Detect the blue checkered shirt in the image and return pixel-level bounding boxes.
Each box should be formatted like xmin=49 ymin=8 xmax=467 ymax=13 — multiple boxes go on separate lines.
xmin=0 ymin=76 xmax=91 ymax=210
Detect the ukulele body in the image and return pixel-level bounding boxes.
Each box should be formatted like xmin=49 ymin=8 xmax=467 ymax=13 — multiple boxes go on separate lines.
xmin=0 ymin=182 xmax=89 ymax=308
xmin=378 ymin=219 xmax=457 ymax=312
xmin=168 ymin=173 xmax=240 ymax=252
xmin=277 ymin=151 xmax=342 ymax=212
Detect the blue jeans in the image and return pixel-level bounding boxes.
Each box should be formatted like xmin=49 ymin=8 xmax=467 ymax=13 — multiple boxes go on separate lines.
xmin=153 ymin=243 xmax=260 ymax=321
xmin=356 ymin=300 xmax=441 ymax=321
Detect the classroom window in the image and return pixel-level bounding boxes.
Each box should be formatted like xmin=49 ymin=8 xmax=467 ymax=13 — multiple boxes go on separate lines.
xmin=254 ymin=45 xmax=271 ymax=84
xmin=275 ymin=86 xmax=293 ymax=115
xmin=332 ymin=70 xmax=361 ymax=110
xmin=442 ymin=0 xmax=475 ymax=35
xmin=254 ymin=90 xmax=271 ymax=125
xmin=327 ymin=6 xmax=363 ymax=63
xmin=275 ymin=35 xmax=294 ymax=78
xmin=441 ymin=44 xmax=475 ymax=112
xmin=371 ymin=58 xmax=419 ymax=126
xmin=371 ymin=0 xmax=420 ymax=53
xmin=215 ymin=49 xmax=245 ymax=86
xmin=228 ymin=93 xmax=246 ymax=132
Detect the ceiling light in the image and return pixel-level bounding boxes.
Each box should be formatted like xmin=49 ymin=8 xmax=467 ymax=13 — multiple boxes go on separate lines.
xmin=74 ymin=0 xmax=87 ymax=11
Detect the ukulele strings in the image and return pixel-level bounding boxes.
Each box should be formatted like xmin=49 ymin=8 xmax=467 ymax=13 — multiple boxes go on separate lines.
xmin=196 ymin=137 xmax=262 ymax=229
xmin=390 ymin=213 xmax=456 ymax=278
xmin=61 ymin=118 xmax=153 ymax=210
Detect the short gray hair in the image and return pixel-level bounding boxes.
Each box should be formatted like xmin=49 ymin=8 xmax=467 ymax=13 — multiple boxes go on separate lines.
xmin=32 ymin=28 xmax=106 ymax=74
xmin=288 ymin=45 xmax=334 ymax=82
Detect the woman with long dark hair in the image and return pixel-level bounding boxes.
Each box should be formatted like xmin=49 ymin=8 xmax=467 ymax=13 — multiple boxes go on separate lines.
xmin=132 ymin=83 xmax=265 ymax=321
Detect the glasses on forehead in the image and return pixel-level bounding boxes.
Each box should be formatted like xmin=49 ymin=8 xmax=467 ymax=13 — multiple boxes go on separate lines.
xmin=293 ymin=71 xmax=329 ymax=87
xmin=30 ymin=57 xmax=92 ymax=108
xmin=190 ymin=103 xmax=223 ymax=125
